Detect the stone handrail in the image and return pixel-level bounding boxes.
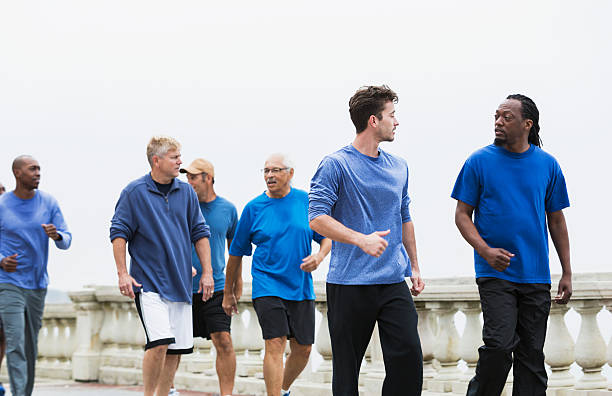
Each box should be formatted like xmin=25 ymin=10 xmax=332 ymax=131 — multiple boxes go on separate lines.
xmin=16 ymin=273 xmax=612 ymax=395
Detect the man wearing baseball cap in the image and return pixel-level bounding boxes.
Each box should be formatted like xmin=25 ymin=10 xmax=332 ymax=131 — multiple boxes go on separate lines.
xmin=180 ymin=158 xmax=239 ymax=396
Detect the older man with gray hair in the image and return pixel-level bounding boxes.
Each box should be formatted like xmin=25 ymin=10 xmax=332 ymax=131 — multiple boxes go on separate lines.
xmin=110 ymin=136 xmax=213 ymax=396
xmin=223 ymin=153 xmax=332 ymax=396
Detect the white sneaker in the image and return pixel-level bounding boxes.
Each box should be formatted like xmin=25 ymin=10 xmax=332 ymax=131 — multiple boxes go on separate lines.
xmin=169 ymin=388 xmax=180 ymax=396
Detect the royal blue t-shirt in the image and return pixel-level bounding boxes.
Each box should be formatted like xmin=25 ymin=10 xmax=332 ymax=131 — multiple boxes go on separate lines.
xmin=229 ymin=188 xmax=324 ymax=301
xmin=192 ymin=196 xmax=238 ymax=293
xmin=451 ymin=144 xmax=570 ymax=284
xmin=309 ymin=145 xmax=412 ymax=285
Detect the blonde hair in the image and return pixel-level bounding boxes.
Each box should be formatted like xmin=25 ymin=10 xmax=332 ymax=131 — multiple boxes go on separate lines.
xmin=146 ymin=136 xmax=181 ymax=166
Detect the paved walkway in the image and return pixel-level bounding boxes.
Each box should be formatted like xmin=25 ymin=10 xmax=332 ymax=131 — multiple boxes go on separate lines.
xmin=1 ymin=379 xmax=253 ymax=396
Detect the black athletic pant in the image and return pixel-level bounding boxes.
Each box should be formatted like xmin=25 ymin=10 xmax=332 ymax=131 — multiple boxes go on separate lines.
xmin=467 ymin=277 xmax=551 ymax=396
xmin=327 ymin=281 xmax=423 ymax=396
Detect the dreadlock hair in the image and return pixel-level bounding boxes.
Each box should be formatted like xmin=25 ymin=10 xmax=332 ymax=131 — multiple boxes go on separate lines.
xmin=506 ymin=94 xmax=542 ymax=147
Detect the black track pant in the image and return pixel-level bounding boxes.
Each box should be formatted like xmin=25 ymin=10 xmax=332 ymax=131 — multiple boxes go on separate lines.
xmin=467 ymin=277 xmax=551 ymax=396
xmin=327 ymin=281 xmax=423 ymax=396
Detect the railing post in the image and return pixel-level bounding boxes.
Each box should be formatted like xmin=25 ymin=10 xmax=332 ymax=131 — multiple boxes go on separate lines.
xmin=453 ymin=301 xmax=482 ymax=394
xmin=428 ymin=301 xmax=461 ymax=393
xmin=69 ymin=290 xmax=103 ymax=381
xmin=236 ymin=301 xmax=264 ymax=378
xmin=573 ymin=300 xmax=607 ymax=390
xmin=312 ymin=301 xmax=333 ymax=383
xmin=415 ymin=300 xmax=436 ymax=389
xmin=544 ymin=303 xmax=575 ymax=389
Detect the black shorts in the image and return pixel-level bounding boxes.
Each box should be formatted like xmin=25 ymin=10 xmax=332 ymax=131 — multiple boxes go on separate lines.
xmin=192 ymin=291 xmax=231 ymax=339
xmin=252 ymin=296 xmax=315 ymax=345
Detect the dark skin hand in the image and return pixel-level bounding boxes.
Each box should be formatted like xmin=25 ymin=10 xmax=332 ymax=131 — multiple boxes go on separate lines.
xmin=478 ymin=246 xmax=515 ymax=272
xmin=0 ymin=254 xmax=18 ymax=272
xmin=42 ymin=224 xmax=62 ymax=241
xmin=455 ymin=201 xmax=515 ymax=272
xmin=456 ymin=202 xmax=573 ymax=304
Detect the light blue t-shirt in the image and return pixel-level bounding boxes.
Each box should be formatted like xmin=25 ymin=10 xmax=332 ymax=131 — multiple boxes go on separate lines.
xmin=229 ymin=188 xmax=324 ymax=301
xmin=309 ymin=145 xmax=412 ymax=285
xmin=451 ymin=144 xmax=570 ymax=284
xmin=192 ymin=196 xmax=238 ymax=293
xmin=0 ymin=190 xmax=72 ymax=290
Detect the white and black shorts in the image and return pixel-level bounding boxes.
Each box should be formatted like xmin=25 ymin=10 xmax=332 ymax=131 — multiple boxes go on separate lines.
xmin=135 ymin=291 xmax=193 ymax=354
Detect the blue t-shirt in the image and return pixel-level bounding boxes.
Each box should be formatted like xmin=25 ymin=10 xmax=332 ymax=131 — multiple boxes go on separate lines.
xmin=0 ymin=190 xmax=72 ymax=290
xmin=309 ymin=145 xmax=412 ymax=285
xmin=192 ymin=196 xmax=238 ymax=293
xmin=451 ymin=144 xmax=570 ymax=284
xmin=229 ymin=188 xmax=324 ymax=301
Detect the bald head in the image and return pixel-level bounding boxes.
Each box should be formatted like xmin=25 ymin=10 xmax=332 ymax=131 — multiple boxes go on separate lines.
xmin=12 ymin=155 xmax=36 ymax=172
xmin=12 ymin=155 xmax=40 ymax=192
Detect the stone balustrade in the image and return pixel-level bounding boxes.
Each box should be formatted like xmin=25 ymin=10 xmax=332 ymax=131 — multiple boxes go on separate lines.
xmin=3 ymin=273 xmax=612 ymax=395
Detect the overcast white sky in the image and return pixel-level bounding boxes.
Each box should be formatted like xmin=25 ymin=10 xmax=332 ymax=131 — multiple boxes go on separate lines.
xmin=0 ymin=0 xmax=610 ymax=291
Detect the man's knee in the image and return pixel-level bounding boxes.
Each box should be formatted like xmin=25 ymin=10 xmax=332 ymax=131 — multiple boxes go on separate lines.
xmin=144 ymin=344 xmax=169 ymax=358
xmin=289 ymin=342 xmax=311 ymax=359
xmin=211 ymin=332 xmax=234 ymax=356
xmin=265 ymin=337 xmax=286 ymax=355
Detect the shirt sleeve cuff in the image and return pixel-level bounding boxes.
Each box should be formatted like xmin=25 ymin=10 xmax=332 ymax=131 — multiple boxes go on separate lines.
xmin=54 ymin=232 xmax=71 ymax=249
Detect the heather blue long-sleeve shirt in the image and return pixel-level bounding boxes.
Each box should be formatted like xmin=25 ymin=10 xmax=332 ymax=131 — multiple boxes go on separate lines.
xmin=309 ymin=145 xmax=412 ymax=285
xmin=110 ymin=173 xmax=210 ymax=303
xmin=0 ymin=190 xmax=72 ymax=290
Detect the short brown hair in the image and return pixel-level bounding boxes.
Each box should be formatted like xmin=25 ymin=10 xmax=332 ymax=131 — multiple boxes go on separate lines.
xmin=349 ymin=85 xmax=398 ymax=133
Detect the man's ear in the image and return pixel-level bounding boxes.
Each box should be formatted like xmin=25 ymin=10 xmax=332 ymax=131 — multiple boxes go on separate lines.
xmin=369 ymin=114 xmax=378 ymax=128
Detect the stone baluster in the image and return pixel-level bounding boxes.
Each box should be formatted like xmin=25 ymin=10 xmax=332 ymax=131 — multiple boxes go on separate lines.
xmin=605 ymin=301 xmax=612 ymax=391
xmin=69 ymin=290 xmax=104 ymax=381
xmin=59 ymin=318 xmax=75 ymax=374
xmin=37 ymin=317 xmax=52 ymax=362
xmin=96 ymin=286 xmax=133 ymax=385
xmin=363 ymin=323 xmax=384 ymax=394
xmin=98 ymin=301 xmax=117 ymax=373
xmin=544 ymin=303 xmax=575 ymax=389
xmin=415 ymin=301 xmax=436 ymax=388
xmin=125 ymin=302 xmax=145 ymax=369
xmin=228 ymin=304 xmax=247 ymax=377
xmin=48 ymin=318 xmax=62 ymax=364
xmin=428 ymin=301 xmax=461 ymax=393
xmin=312 ymin=302 xmax=332 ymax=383
xmin=573 ymin=300 xmax=607 ymax=390
xmin=236 ymin=301 xmax=264 ymax=377
xmin=453 ymin=301 xmax=482 ymax=394
xmin=115 ymin=302 xmax=132 ymax=368
xmin=189 ymin=337 xmax=214 ymax=373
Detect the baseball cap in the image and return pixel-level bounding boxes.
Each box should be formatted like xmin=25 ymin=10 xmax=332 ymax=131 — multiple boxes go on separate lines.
xmin=179 ymin=158 xmax=215 ymax=177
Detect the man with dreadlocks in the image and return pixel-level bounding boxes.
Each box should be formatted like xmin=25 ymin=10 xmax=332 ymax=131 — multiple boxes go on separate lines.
xmin=452 ymin=94 xmax=572 ymax=395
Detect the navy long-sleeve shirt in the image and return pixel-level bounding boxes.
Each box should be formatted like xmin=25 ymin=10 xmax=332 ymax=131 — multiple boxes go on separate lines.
xmin=110 ymin=173 xmax=210 ymax=303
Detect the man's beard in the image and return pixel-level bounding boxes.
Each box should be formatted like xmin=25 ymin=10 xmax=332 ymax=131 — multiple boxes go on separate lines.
xmin=494 ymin=138 xmax=505 ymax=146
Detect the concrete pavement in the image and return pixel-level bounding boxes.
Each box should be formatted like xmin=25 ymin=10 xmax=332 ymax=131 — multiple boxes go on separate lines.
xmin=1 ymin=379 xmax=253 ymax=396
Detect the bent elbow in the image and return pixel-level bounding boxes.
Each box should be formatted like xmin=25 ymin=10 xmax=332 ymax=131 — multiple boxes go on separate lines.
xmin=309 ymin=217 xmax=321 ymax=233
